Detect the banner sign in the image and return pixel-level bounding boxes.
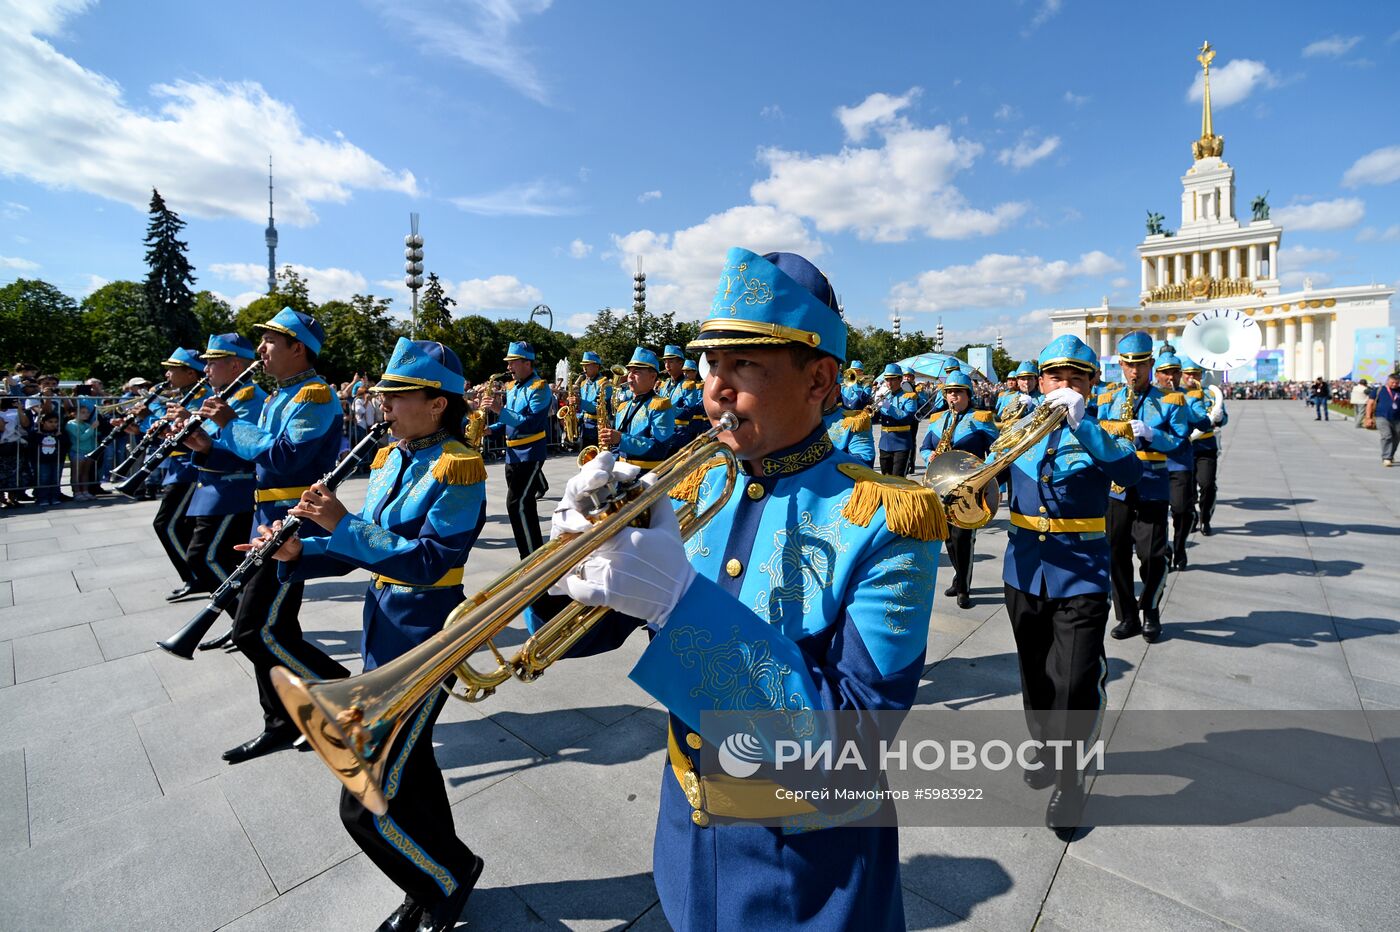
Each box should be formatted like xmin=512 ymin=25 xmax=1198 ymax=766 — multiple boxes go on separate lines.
xmin=1353 ymin=327 xmax=1397 ymax=383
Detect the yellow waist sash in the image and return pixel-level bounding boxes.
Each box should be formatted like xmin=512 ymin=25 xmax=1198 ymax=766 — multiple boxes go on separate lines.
xmin=1136 ymin=450 xmax=1167 ymax=462
xmin=507 ymin=431 xmax=546 ymax=447
xmin=882 ymin=424 xmax=912 ymax=432
xmin=621 ymin=457 xmax=663 ymax=470
xmin=667 ymin=726 xmax=814 ymax=827
xmin=1010 ymin=512 xmax=1106 ymax=534
xmin=372 ymin=567 xmax=464 ymax=589
xmin=255 ymin=485 xmax=310 ymax=503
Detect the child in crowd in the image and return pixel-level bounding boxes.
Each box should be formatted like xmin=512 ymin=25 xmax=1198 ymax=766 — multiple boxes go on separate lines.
xmin=34 ymin=413 xmax=68 ymax=506
xmin=65 ymin=404 xmax=98 ymax=500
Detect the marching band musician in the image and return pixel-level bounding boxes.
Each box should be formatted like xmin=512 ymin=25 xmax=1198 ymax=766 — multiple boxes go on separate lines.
xmin=1097 ymin=331 xmax=1189 ymax=643
xmin=252 ymin=339 xmax=488 ymax=932
xmin=872 ymin=363 xmax=919 ymax=476
xmin=598 ymin=347 xmax=676 ymax=469
xmin=997 ymin=360 xmax=1041 ymax=422
xmin=990 ymin=335 xmax=1142 ymax=835
xmin=486 ymin=341 xmax=552 ymax=558
xmin=1180 ymin=358 xmax=1227 ymax=536
xmin=1154 ymin=352 xmax=1211 ymax=570
xmin=183 ymin=307 xmax=348 ymax=764
xmin=824 ymin=379 xmax=875 ymax=466
xmin=152 ymin=347 xmax=209 ymax=601
xmin=919 ymin=371 xmax=999 ymax=609
xmin=676 ymin=359 xmax=706 ymax=444
xmin=181 ymin=334 xmax=265 ymax=648
xmin=549 ymin=248 xmax=944 ymax=931
xmin=840 ymin=360 xmax=872 ymax=409
xmin=576 ymin=350 xmax=612 ymax=451
xmin=658 ymin=343 xmax=686 ymax=397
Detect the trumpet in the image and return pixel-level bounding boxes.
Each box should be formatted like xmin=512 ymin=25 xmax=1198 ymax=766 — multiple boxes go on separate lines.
xmin=271 ymin=412 xmax=741 ymax=815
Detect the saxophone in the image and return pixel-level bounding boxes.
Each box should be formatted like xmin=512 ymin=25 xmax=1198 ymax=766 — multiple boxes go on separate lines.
xmin=1107 ymin=380 xmax=1138 ymax=495
xmin=557 ymin=375 xmax=582 ymax=446
xmin=466 ymin=373 xmax=508 ymax=451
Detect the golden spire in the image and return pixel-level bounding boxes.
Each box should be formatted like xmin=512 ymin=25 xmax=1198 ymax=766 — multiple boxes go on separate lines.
xmin=1192 ymin=40 xmax=1224 ymax=160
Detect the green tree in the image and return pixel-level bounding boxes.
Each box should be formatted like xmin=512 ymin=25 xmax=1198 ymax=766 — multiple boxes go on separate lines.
xmin=0 ymin=278 xmax=84 ymax=375
xmin=573 ymin=308 xmax=699 ymax=371
xmin=416 ymin=273 xmax=456 ymax=344
xmin=449 ymin=315 xmax=507 ymax=383
xmin=231 ymin=266 xmax=317 ymax=338
xmin=317 ymin=294 xmax=400 ymax=382
xmin=192 ymin=290 xmax=234 ymax=340
xmin=83 ymin=281 xmax=166 ymax=383
xmin=143 ymin=188 xmax=200 ymax=347
xmin=495 ymin=318 xmax=575 ymax=383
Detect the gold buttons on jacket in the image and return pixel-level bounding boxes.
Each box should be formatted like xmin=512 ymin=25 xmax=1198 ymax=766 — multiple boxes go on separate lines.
xmin=1045 ymin=447 xmax=1056 ymax=456
xmin=746 ymin=482 xmax=765 ymax=501
xmin=726 ymin=559 xmax=743 ymax=577
xmin=1041 ymin=473 xmax=1052 ymax=483
xmin=686 ymin=732 xmax=703 ymax=750
xmin=1038 ymin=505 xmax=1048 ymax=514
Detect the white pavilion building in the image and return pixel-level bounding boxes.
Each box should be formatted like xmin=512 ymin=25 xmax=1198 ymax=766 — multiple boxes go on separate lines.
xmin=1050 ymin=42 xmax=1392 ymax=381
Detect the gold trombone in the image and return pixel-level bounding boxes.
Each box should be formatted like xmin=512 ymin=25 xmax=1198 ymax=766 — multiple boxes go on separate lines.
xmin=271 ymin=413 xmax=741 ymax=815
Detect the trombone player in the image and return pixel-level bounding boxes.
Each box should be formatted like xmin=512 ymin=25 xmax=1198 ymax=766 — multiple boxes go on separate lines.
xmin=1181 ymin=358 xmax=1227 ymax=535
xmin=548 ymin=248 xmax=943 ymax=931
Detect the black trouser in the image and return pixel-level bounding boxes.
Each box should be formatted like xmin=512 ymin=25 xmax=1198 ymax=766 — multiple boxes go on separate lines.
xmin=879 ymin=448 xmax=911 ymax=477
xmin=340 ymin=684 xmax=477 ymax=912
xmin=504 ymin=459 xmax=548 ymax=558
xmin=580 ymin=421 xmax=599 ymax=451
xmin=1194 ymin=449 xmax=1218 ymax=526
xmin=153 ymin=481 xmax=197 ymax=585
xmin=184 ymin=511 xmax=252 ymax=601
xmin=945 ymin=525 xmax=976 ymax=595
xmin=230 ymin=559 xmax=351 ymax=731
xmin=1105 ymin=492 xmax=1169 ymax=622
xmin=1005 ymin=585 xmax=1109 ymax=785
xmin=1168 ymin=470 xmax=1196 ymax=558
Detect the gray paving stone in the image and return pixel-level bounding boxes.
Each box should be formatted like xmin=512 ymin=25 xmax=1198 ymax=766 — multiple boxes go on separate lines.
xmin=0 ymin=549 xmax=90 ymax=583
xmin=0 ymin=653 xmax=169 ymax=752
xmin=11 ymin=623 xmax=103 ymax=683
xmin=133 ymin=678 xmax=265 ymax=793
xmin=0 ymin=748 xmax=27 ymax=853
xmin=9 ymin=568 xmax=79 ymax=606
xmin=0 ymin=588 xmax=121 ymax=641
xmin=897 ymin=830 xmax=1029 ymax=928
xmin=0 ymin=579 xmax=10 ymax=608
xmin=0 ymin=639 xmax=11 ymax=688
xmin=431 ymin=700 xmax=547 ymax=805
xmin=90 ymin=600 xmax=205 ymax=661
xmin=25 ymin=714 xmax=163 ymax=843
xmin=1039 ymin=853 xmax=1238 ymax=931
xmin=904 ymin=887 xmax=983 ymax=930
xmin=144 ymin=643 xmax=251 ymax=701
xmin=0 ymin=523 xmax=75 ymax=545
xmin=55 ymin=522 xmax=148 ymax=551
xmin=0 ymin=779 xmax=275 ymax=931
xmin=0 ymin=515 xmax=53 ymax=534
xmin=73 ymin=554 xmax=182 ymax=592
xmin=4 ymin=536 xmax=60 ymax=559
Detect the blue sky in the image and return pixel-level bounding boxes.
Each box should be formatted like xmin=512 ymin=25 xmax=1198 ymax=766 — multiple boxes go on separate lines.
xmin=1 ymin=0 xmax=1397 ymax=358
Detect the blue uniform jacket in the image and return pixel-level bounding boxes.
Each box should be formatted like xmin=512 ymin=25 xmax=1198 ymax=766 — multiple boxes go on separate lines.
xmin=160 ymin=384 xmax=210 ymax=486
xmin=1187 ymin=388 xmax=1227 ymax=454
xmin=1095 ymin=384 xmax=1189 ymax=502
xmin=577 ymin=376 xmax=613 ymax=429
xmin=208 ymin=371 xmax=343 ymax=536
xmin=995 ymin=390 xmax=1040 ymax=421
xmin=287 ymin=434 xmax=487 ymax=669
xmin=1165 ymin=388 xmax=1212 ymax=472
xmin=919 ymin=408 xmax=998 ymax=463
xmin=490 ymin=377 xmax=551 ymax=464
xmin=872 ymin=391 xmax=920 ymax=452
xmin=840 ymin=382 xmax=872 ymax=410
xmin=189 ymin=384 xmax=265 ymax=518
xmin=993 ymin=416 xmax=1142 ymax=597
xmin=664 ymin=378 xmax=705 ymax=443
xmin=824 ymin=407 xmax=875 ymax=466
xmin=614 ymin=391 xmax=676 ymax=467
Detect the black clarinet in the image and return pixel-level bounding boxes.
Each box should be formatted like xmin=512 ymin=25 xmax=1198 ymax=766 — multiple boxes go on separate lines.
xmin=86 ymin=380 xmax=170 ymax=462
xmin=157 ymin=421 xmax=393 ymax=659
xmin=110 ymin=377 xmax=210 ymax=479
xmin=115 ymin=362 xmax=262 ymax=497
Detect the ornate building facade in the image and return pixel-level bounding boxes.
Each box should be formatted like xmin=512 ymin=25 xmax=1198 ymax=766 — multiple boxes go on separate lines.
xmin=1050 ymin=42 xmax=1393 ymax=381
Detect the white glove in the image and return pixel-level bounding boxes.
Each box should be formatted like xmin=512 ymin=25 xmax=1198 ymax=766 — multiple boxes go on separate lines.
xmin=1209 ymin=408 xmax=1225 ymax=426
xmin=549 ymin=476 xmax=696 ymax=627
xmin=549 ymin=452 xmax=641 ymax=538
xmin=1018 ymin=392 xmax=1035 ymax=408
xmin=1129 ymin=419 xmax=1155 ymax=444
xmin=1044 ymin=387 xmax=1085 ymax=430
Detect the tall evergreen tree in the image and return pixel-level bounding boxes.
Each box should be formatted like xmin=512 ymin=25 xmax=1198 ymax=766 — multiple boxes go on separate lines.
xmin=416 ymin=273 xmax=456 ymax=343
xmin=143 ymin=188 xmax=200 ymax=348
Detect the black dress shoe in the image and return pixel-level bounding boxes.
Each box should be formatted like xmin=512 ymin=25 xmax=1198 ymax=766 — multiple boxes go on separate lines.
xmin=944 ymin=585 xmax=958 ymax=597
xmin=1173 ymin=553 xmax=1188 ymax=571
xmin=956 ymin=592 xmax=972 ymax=610
xmin=222 ymin=728 xmax=297 ymax=764
xmin=165 ymin=583 xmax=208 ymax=602
xmin=1200 ymin=522 xmax=1212 ymax=537
xmin=416 ymin=855 xmax=485 ymax=931
xmin=1110 ymin=618 xmax=1141 ymax=640
xmin=1046 ymin=782 xmax=1086 ymax=839
xmin=1023 ymin=747 xmax=1056 ymax=790
xmin=1142 ymin=613 xmax=1162 ymax=643
xmin=198 ymin=630 xmax=233 ymax=651
xmin=377 ymin=896 xmax=424 ymax=932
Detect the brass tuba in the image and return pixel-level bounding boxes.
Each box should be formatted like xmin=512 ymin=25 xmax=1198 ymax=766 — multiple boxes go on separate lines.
xmin=271 ymin=413 xmax=741 ymax=815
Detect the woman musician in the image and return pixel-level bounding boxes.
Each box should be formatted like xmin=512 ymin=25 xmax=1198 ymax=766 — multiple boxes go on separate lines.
xmin=245 ymin=339 xmax=488 ymax=932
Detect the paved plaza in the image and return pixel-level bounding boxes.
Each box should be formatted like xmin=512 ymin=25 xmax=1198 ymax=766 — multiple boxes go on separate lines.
xmin=1 ymin=399 xmax=1397 ymax=931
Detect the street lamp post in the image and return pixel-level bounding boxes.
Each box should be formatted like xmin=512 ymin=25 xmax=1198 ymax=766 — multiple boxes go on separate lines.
xmin=404 ymin=213 xmax=424 ymax=339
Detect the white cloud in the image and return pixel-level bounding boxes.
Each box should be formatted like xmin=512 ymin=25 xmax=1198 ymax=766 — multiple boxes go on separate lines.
xmin=1303 ymin=35 xmax=1362 ymax=58
xmin=1357 ymin=224 xmax=1400 ymax=242
xmin=80 ymin=273 xmax=109 ymax=295
xmin=1063 ymin=91 xmax=1089 ymax=108
xmin=0 ymin=255 xmax=40 ymax=271
xmin=1342 ymin=145 xmax=1400 ymax=187
xmin=637 ymin=190 xmax=662 ymax=203
xmin=760 ymin=104 xmax=784 ymax=119
xmin=367 ymin=0 xmax=554 ymax=104
xmin=1274 ymin=197 xmax=1365 ymax=231
xmin=449 ymin=179 xmax=578 ymax=216
xmin=993 ymin=103 xmax=1019 ymax=121
xmin=565 ymin=311 xmax=595 ymax=335
xmin=2 ymin=201 xmax=29 ymax=221
xmin=1110 ymin=277 xmax=1132 ymax=289
xmin=1187 ymin=59 xmax=1278 ymax=109
xmin=0 ymin=4 xmax=416 ymax=226
xmin=567 ymin=238 xmax=592 ymax=259
xmin=997 ymin=134 xmax=1061 ymax=170
xmin=888 ymin=251 xmax=1123 ymax=313
xmin=1279 ymin=245 xmax=1340 ymax=265
xmin=752 ymin=106 xmax=1025 ymax=242
xmin=1281 ymin=270 xmax=1334 ymax=289
xmin=1023 ymin=0 xmax=1063 ymax=34
xmin=612 ymin=204 xmax=822 ymax=315
xmin=452 ymin=275 xmax=543 ymax=311
xmin=210 ymin=262 xmax=369 ymax=303
xmin=835 ymin=88 xmax=921 ymax=142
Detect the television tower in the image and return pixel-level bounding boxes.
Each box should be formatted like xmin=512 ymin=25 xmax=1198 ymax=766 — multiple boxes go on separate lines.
xmin=264 ymin=157 xmax=278 ymax=293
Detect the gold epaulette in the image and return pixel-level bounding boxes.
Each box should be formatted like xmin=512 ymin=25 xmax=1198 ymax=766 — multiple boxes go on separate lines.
xmin=370 ymin=445 xmax=395 ymax=470
xmin=506 ymin=380 xmax=517 ymax=390
xmin=432 ymin=441 xmax=487 ymax=485
xmin=1160 ymin=392 xmax=1185 ymax=406
xmin=902 ymin=392 xmax=918 ymax=400
xmin=973 ymin=410 xmax=995 ymax=423
xmin=836 ymin=463 xmax=947 ymax=542
xmin=233 ymin=385 xmax=256 ymax=402
xmin=684 ymin=380 xmax=702 ymax=390
xmin=649 ymin=396 xmax=672 ymax=411
xmin=1187 ymin=388 xmax=1205 ymax=399
xmin=532 ymin=378 xmax=547 ymax=390
xmin=1096 ymin=391 xmax=1116 ymax=407
xmin=292 ymin=382 xmax=331 ymax=404
xmin=1096 ymin=419 xmax=1135 ymax=442
xmin=669 ymin=456 xmax=727 ymax=504
xmin=841 ymin=410 xmax=871 ymax=432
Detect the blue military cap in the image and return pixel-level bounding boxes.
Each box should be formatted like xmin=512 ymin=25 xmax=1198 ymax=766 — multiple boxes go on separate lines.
xmin=1180 ymin=356 xmax=1204 ymax=374
xmin=162 ymin=347 xmax=207 ymax=372
xmin=682 ymin=358 xmax=699 ymax=372
xmin=1011 ymin=360 xmax=1040 ymax=378
xmin=1038 ymin=334 xmax=1100 ymax=373
xmin=688 ymin=248 xmax=846 ymax=361
xmin=881 ymin=363 xmax=904 ymax=378
xmin=504 ymin=341 xmax=535 ymax=361
xmin=1116 ymin=330 xmax=1154 ymax=363
xmin=375 ymin=338 xmax=466 ymax=396
xmin=627 ymin=346 xmax=660 ymax=370
xmin=849 ymin=360 xmax=864 ymax=371
xmin=1154 ymin=352 xmax=1183 ymax=371
xmin=257 ymin=306 xmax=325 ymax=355
xmin=581 ymin=350 xmax=602 ymax=365
xmin=944 ymin=359 xmax=961 ymax=372
xmin=662 ymin=344 xmax=684 ymax=360
xmin=940 ymin=372 xmax=975 ymax=391
xmin=201 ymin=333 xmax=257 ymax=361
